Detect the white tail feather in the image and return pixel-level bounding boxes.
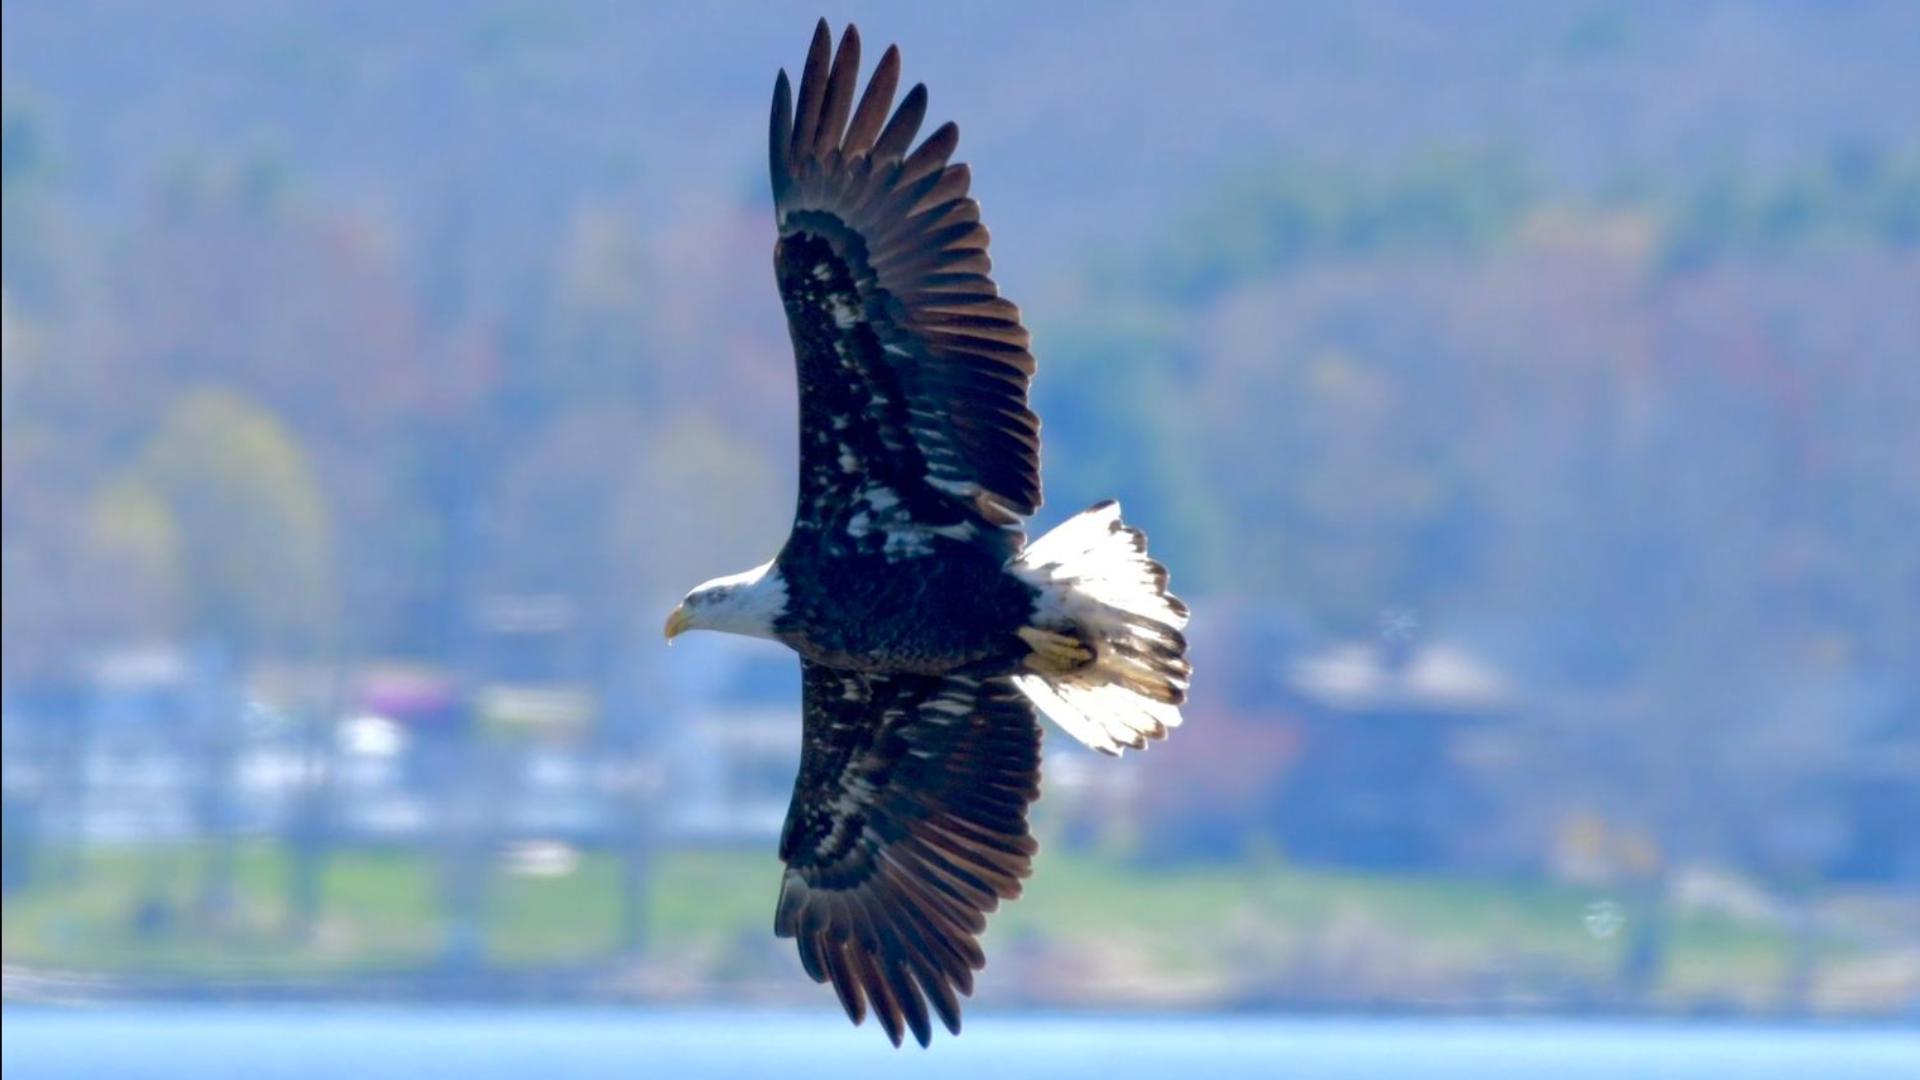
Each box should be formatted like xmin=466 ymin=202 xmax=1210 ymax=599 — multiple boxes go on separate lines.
xmin=1011 ymin=501 xmax=1190 ymax=755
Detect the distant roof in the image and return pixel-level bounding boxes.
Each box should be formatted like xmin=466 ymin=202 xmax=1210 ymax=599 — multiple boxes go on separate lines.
xmin=1284 ymin=640 xmax=1513 ymax=714
xmin=357 ymin=665 xmax=461 ymax=719
xmin=89 ymin=646 xmax=191 ymax=689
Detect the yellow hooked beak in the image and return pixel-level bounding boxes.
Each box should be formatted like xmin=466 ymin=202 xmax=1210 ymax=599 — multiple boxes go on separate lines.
xmin=663 ymin=603 xmax=693 ymax=642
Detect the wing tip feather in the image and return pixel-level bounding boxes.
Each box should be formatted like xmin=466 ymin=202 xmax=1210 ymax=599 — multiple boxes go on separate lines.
xmin=771 ymin=22 xmax=1041 ymax=523
xmin=780 ymin=667 xmax=1040 ymax=1046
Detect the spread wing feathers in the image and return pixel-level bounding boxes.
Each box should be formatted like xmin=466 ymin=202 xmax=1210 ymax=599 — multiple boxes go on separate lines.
xmin=771 ymin=21 xmax=1041 ymax=536
xmin=776 ymin=661 xmax=1041 ymax=1047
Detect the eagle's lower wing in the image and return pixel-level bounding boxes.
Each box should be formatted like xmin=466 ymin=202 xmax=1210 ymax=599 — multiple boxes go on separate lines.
xmin=770 ymin=22 xmax=1040 ymax=556
xmin=777 ymin=661 xmax=1041 ymax=1047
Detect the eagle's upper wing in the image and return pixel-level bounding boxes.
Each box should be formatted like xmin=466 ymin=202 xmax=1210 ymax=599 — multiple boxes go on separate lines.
xmin=777 ymin=660 xmax=1041 ymax=1047
xmin=770 ymin=22 xmax=1040 ymax=552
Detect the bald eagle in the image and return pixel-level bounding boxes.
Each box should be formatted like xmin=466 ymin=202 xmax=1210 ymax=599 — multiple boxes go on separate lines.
xmin=663 ymin=20 xmax=1191 ymax=1046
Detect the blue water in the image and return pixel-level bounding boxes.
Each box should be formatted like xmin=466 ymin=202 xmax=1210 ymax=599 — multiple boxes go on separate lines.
xmin=4 ymin=1007 xmax=1917 ymax=1078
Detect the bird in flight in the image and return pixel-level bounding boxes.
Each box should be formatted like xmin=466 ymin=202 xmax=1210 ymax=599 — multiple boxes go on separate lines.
xmin=663 ymin=20 xmax=1191 ymax=1047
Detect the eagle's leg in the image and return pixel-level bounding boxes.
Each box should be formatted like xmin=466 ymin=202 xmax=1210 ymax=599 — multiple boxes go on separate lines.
xmin=1017 ymin=625 xmax=1095 ymax=676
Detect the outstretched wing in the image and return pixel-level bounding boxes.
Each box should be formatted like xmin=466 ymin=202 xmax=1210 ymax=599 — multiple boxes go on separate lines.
xmin=771 ymin=21 xmax=1040 ymax=559
xmin=777 ymin=661 xmax=1042 ymax=1047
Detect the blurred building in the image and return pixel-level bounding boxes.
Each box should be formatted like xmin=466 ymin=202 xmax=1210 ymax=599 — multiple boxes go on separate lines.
xmin=1831 ymin=684 xmax=1920 ymax=886
xmin=1275 ymin=637 xmax=1516 ymax=870
xmin=656 ymin=639 xmax=800 ymax=844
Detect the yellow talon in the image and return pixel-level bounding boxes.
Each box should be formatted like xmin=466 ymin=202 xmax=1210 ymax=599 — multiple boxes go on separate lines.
xmin=1019 ymin=626 xmax=1094 ymax=674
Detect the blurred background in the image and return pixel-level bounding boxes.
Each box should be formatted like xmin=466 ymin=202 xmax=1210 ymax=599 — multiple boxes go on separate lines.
xmin=3 ymin=0 xmax=1918 ymax=1048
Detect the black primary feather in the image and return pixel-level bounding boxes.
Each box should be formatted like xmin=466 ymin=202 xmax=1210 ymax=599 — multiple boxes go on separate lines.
xmin=769 ymin=20 xmax=1042 ymax=552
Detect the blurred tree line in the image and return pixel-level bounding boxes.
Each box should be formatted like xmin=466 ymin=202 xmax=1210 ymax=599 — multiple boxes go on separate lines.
xmin=1032 ymin=144 xmax=1920 ymax=893
xmin=5 ymin=75 xmax=1919 ymax=890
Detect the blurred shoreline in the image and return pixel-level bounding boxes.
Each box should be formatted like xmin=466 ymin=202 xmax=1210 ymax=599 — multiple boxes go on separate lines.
xmin=10 ymin=966 xmax=1918 ymax=1026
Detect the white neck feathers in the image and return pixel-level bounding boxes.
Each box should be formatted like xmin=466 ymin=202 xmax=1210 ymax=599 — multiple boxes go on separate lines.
xmin=686 ymin=560 xmax=786 ymax=640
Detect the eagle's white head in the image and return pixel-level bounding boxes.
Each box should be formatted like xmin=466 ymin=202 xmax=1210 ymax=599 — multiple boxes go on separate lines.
xmin=663 ymin=560 xmax=787 ymax=643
